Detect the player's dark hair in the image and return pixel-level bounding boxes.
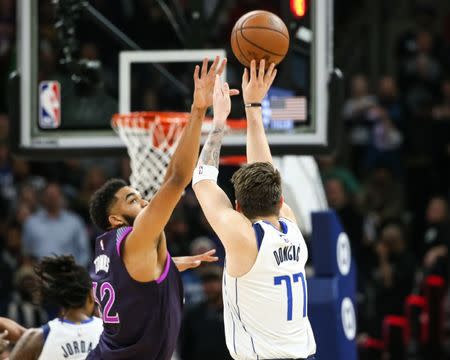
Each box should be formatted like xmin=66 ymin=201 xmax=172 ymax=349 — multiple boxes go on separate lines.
xmin=231 ymin=162 xmax=282 ymax=219
xmin=35 ymin=255 xmax=92 ymax=310
xmin=89 ymin=178 xmax=127 ymax=231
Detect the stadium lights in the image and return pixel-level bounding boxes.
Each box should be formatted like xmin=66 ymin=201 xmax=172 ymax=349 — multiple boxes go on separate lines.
xmin=290 ymin=0 xmax=307 ymax=18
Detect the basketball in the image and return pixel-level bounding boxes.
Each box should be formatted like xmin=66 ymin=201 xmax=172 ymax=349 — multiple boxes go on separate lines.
xmin=231 ymin=10 xmax=290 ymax=69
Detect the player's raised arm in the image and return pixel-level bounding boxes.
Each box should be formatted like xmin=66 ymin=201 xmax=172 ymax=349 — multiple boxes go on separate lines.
xmin=243 ymin=59 xmax=277 ymax=164
xmin=128 ymin=57 xmax=234 ymax=247
xmin=192 ymin=76 xmax=253 ymax=252
xmin=243 ymin=59 xmax=297 ymax=222
xmin=9 ymin=328 xmax=43 ymax=360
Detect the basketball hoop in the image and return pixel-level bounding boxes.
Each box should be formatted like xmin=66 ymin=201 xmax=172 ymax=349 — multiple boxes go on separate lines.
xmin=112 ymin=112 xmax=189 ymax=200
xmin=112 ymin=112 xmax=247 ymax=200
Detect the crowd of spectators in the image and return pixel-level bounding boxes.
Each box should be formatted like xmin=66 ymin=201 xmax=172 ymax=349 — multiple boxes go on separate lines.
xmin=0 ymin=0 xmax=449 ymax=359
xmin=333 ymin=3 xmax=450 ymax=344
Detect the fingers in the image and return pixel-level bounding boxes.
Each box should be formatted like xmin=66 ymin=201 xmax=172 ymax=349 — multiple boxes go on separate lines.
xmin=189 ymin=260 xmax=202 ymax=268
xmin=193 ymin=65 xmax=200 ymax=81
xmin=242 ymin=68 xmax=249 ymax=88
xmin=222 ymin=81 xmax=230 ymax=94
xmin=0 ymin=330 xmax=9 ymax=348
xmin=202 ymin=249 xmax=217 ymax=256
xmin=209 ymin=56 xmax=220 ymax=75
xmin=201 ymin=57 xmax=208 ymax=78
xmin=268 ymin=68 xmax=277 ymax=87
xmin=258 ymin=59 xmax=265 ymax=82
xmin=214 ymin=74 xmax=221 ymax=94
xmin=216 ymin=58 xmax=227 ymax=76
xmin=229 ymin=89 xmax=240 ymax=96
xmin=203 ymin=256 xmax=219 ymax=262
xmin=250 ymin=59 xmax=257 ymax=82
xmin=264 ymin=62 xmax=276 ymax=83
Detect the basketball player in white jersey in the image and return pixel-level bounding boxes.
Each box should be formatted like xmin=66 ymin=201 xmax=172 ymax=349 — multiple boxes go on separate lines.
xmin=9 ymin=255 xmax=103 ymax=360
xmin=7 ymin=250 xmax=218 ymax=360
xmin=192 ymin=60 xmax=316 ymax=359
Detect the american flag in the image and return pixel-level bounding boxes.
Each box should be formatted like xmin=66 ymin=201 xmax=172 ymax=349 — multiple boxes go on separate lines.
xmin=270 ymin=96 xmax=307 ymax=121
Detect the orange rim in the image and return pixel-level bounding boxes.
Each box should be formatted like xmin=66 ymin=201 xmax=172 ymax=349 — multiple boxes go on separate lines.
xmin=112 ymin=112 xmax=190 ymax=130
xmin=112 ymin=111 xmax=247 ymax=131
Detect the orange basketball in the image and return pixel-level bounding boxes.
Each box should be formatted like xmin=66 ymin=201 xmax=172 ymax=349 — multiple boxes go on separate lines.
xmin=231 ymin=10 xmax=290 ymax=69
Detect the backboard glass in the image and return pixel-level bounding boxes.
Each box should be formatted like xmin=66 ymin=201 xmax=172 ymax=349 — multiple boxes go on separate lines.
xmin=11 ymin=0 xmax=338 ymax=158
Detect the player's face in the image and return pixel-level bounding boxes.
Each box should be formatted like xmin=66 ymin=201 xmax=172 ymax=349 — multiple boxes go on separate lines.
xmin=108 ymin=186 xmax=148 ymax=228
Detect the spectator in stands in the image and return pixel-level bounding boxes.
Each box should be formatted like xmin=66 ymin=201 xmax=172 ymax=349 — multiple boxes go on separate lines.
xmin=421 ymin=197 xmax=450 ymax=279
xmin=0 ymin=222 xmax=23 ymax=311
xmin=371 ymin=221 xmax=415 ymax=335
xmin=402 ymin=31 xmax=441 ymax=116
xmin=22 ymin=183 xmax=90 ymax=267
xmin=365 ymin=107 xmax=403 ymax=177
xmin=179 ymin=265 xmax=232 ymax=360
xmin=317 ymin=153 xmax=362 ymax=198
xmin=377 ymin=76 xmax=404 ymax=134
xmin=17 ymin=184 xmax=39 ymax=215
xmin=342 ymin=74 xmax=377 ymax=176
xmin=362 ymin=166 xmax=405 ymax=242
xmin=432 ymin=78 xmax=450 ymax=121
xmin=6 ymin=266 xmax=47 ymax=329
xmin=430 ymin=79 xmax=450 ymax=191
xmin=74 ymin=166 xmax=106 ymax=223
xmin=325 ymin=178 xmax=366 ymax=278
xmin=396 ymin=4 xmax=438 ymax=62
xmin=0 ymin=142 xmax=13 ymax=214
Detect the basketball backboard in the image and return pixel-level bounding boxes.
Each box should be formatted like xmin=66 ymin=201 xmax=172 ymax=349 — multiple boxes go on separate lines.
xmin=11 ymin=0 xmax=339 ymax=158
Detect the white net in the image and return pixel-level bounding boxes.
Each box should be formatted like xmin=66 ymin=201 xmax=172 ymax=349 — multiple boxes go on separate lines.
xmin=112 ymin=113 xmax=188 ymax=200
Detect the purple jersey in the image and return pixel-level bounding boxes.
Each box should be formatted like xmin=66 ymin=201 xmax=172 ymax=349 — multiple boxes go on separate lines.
xmin=87 ymin=227 xmax=183 ymax=360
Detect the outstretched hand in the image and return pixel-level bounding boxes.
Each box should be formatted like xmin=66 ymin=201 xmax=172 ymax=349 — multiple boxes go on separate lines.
xmin=213 ymin=75 xmax=237 ymax=127
xmin=0 ymin=331 xmax=9 ymax=354
xmin=0 ymin=317 xmax=25 ymax=343
xmin=242 ymin=59 xmax=277 ymax=104
xmin=193 ymin=56 xmax=239 ymax=110
xmin=172 ymin=249 xmax=219 ymax=272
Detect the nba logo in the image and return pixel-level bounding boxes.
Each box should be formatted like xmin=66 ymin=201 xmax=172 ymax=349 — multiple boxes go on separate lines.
xmin=39 ymin=81 xmax=61 ymax=129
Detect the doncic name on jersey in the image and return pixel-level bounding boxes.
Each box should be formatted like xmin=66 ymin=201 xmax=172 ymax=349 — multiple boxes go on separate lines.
xmin=273 ymin=235 xmax=301 ymax=266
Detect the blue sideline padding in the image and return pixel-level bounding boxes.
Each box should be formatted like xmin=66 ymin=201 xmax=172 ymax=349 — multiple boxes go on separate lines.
xmin=308 ymin=210 xmax=357 ymax=360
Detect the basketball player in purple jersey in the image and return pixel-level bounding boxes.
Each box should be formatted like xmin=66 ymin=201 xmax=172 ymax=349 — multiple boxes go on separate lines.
xmin=86 ymin=57 xmax=239 ymax=360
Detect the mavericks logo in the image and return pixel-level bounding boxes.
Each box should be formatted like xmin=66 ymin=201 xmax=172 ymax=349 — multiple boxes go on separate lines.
xmin=341 ymin=297 xmax=356 ymax=340
xmin=336 ymin=233 xmax=351 ymax=276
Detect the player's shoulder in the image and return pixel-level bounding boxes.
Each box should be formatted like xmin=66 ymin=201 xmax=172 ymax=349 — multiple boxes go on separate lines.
xmin=279 ymin=216 xmax=297 ymax=226
xmin=19 ymin=327 xmax=44 ymax=346
xmin=91 ymin=316 xmax=103 ymax=327
xmin=8 ymin=327 xmax=44 ymax=360
xmin=97 ymin=226 xmax=131 ymax=240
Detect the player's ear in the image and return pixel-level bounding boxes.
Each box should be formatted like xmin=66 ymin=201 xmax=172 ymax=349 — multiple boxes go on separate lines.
xmin=87 ymin=290 xmax=97 ymax=317
xmin=88 ymin=289 xmax=95 ymax=304
xmin=109 ymin=214 xmax=125 ymax=228
xmin=235 ymin=201 xmax=241 ymax=213
xmin=277 ymin=196 xmax=284 ymax=212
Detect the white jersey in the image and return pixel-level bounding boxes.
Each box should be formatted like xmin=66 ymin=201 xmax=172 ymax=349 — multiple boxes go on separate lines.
xmin=38 ymin=317 xmax=103 ymax=360
xmin=223 ymin=217 xmax=316 ymax=360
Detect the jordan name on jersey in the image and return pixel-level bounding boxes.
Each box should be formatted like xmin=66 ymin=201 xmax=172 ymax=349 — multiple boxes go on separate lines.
xmin=61 ymin=340 xmax=94 ymax=358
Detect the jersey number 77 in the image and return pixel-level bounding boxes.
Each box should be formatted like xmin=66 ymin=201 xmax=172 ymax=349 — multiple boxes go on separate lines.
xmin=274 ymin=272 xmax=307 ymax=321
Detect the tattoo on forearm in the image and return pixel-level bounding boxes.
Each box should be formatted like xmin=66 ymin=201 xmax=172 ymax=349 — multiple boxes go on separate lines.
xmin=199 ymin=126 xmax=225 ymax=168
